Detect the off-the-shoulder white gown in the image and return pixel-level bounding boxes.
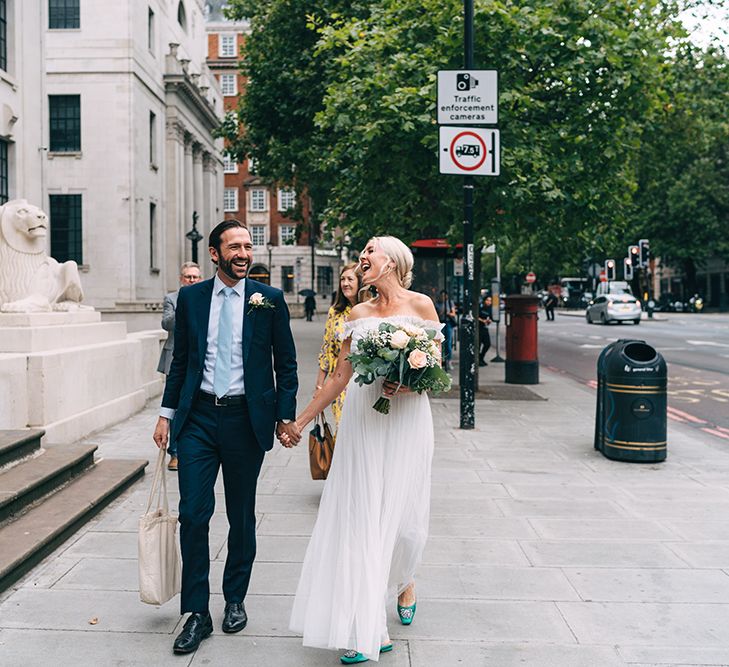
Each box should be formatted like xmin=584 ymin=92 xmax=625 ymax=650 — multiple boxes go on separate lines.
xmin=290 ymin=316 xmax=442 ymax=661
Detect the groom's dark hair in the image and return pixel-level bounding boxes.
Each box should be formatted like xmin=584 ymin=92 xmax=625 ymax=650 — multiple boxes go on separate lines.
xmin=209 ymin=219 xmax=248 ymax=253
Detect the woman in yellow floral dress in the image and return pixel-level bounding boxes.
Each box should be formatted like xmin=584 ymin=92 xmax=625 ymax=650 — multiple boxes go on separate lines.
xmin=315 ymin=263 xmax=362 ymax=427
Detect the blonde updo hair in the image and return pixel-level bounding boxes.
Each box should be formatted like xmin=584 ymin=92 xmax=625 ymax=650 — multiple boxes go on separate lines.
xmin=369 ymin=236 xmax=414 ymax=289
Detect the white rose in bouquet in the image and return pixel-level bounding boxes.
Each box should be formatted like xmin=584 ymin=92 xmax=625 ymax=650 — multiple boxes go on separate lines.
xmin=390 ymin=330 xmax=411 ymax=349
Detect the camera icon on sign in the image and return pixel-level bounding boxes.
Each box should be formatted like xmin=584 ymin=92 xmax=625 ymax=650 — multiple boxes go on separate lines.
xmin=456 ymin=73 xmax=479 ymax=91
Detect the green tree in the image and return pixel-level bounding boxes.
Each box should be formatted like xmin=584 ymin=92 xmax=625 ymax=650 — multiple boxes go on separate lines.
xmin=633 ymin=45 xmax=729 ymax=292
xmin=225 ymin=0 xmax=691 ymax=257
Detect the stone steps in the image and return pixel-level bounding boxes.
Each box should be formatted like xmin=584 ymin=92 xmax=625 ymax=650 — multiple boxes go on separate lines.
xmin=0 ymin=430 xmax=147 ymax=593
xmin=0 ymin=443 xmax=98 ymax=522
xmin=0 ymin=429 xmax=43 ymax=468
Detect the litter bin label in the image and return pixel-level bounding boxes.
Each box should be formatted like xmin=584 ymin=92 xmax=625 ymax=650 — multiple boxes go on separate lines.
xmin=631 ymin=398 xmax=654 ymax=419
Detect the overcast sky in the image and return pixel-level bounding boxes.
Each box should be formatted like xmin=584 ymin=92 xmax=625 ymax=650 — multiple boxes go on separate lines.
xmin=681 ymin=3 xmax=729 ymax=48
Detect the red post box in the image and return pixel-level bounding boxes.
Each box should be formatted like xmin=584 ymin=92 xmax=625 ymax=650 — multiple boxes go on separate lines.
xmin=505 ymin=294 xmax=539 ymax=384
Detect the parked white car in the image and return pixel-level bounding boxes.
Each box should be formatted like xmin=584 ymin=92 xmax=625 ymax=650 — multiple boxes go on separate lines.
xmin=586 ymin=294 xmax=641 ymax=325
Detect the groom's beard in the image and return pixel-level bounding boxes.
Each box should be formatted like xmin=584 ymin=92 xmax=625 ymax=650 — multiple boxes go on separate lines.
xmin=218 ymin=255 xmax=249 ymax=282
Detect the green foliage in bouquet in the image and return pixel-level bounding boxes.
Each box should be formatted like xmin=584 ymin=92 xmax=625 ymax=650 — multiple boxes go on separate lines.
xmin=347 ymin=322 xmax=452 ymax=414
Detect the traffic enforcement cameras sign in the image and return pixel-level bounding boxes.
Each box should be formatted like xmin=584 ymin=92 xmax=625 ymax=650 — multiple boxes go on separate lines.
xmin=437 ymin=70 xmax=498 ymax=125
xmin=439 ymin=126 xmax=500 ymax=176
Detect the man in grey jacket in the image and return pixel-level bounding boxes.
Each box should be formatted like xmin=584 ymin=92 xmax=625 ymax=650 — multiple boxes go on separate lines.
xmin=157 ymin=262 xmax=201 ymax=469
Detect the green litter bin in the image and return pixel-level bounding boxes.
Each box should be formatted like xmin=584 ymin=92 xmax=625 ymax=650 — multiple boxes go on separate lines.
xmin=594 ymin=339 xmax=667 ymax=463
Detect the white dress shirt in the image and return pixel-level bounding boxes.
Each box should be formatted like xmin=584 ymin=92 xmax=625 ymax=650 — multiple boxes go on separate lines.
xmin=160 ymin=275 xmax=245 ymax=420
xmin=201 ymin=275 xmax=246 ymax=396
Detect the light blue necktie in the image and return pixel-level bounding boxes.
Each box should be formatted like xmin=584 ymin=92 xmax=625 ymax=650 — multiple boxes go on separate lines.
xmin=213 ymin=287 xmax=234 ymax=398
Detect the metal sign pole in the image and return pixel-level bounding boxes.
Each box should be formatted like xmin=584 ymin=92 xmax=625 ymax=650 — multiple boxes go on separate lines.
xmin=459 ymin=0 xmax=476 ymax=429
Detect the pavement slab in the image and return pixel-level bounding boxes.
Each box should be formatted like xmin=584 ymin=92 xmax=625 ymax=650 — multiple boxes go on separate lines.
xmin=2 ymin=318 xmax=729 ymax=666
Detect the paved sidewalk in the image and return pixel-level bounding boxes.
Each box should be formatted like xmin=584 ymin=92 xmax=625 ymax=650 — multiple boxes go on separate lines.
xmin=2 ymin=318 xmax=729 ymax=666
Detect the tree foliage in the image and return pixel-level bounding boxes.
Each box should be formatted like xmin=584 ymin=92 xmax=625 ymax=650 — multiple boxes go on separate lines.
xmin=223 ymin=0 xmax=727 ymax=282
xmin=633 ymin=45 xmax=729 ymax=289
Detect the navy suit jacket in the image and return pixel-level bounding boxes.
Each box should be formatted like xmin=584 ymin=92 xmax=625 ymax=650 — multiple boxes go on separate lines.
xmin=161 ymin=277 xmax=298 ymax=451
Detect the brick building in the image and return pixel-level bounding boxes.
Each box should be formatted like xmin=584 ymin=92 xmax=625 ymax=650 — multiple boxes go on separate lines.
xmin=204 ymin=1 xmax=341 ymax=311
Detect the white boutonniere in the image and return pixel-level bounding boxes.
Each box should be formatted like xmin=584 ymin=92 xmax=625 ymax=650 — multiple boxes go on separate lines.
xmin=248 ymin=292 xmax=275 ymax=314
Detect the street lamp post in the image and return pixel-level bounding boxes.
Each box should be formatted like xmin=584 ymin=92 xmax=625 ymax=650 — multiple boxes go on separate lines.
xmin=185 ymin=211 xmax=203 ymax=264
xmin=267 ymin=240 xmax=274 ymax=285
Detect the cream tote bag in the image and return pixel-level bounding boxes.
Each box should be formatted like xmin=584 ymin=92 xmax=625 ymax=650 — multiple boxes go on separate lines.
xmin=138 ymin=447 xmax=181 ymax=605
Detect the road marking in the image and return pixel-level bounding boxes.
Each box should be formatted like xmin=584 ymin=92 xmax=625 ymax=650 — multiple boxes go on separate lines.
xmin=579 ymin=344 xmax=604 ymax=349
xmin=667 ymin=406 xmax=708 ymax=424
xmin=687 ymin=340 xmax=729 ymax=348
xmin=701 ymin=427 xmax=729 ymax=440
xmin=667 ymin=413 xmax=688 ymax=423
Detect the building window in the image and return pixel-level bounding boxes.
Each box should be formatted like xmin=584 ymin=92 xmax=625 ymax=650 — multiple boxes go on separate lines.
xmin=49 ymin=194 xmax=82 ymax=264
xmin=149 ymin=202 xmax=158 ymax=271
xmin=220 ymin=74 xmax=237 ymax=97
xmin=177 ymin=1 xmax=187 ymax=31
xmin=149 ymin=111 xmax=157 ymax=166
xmin=223 ymin=187 xmax=238 ymax=212
xmin=250 ymin=224 xmax=266 ymax=247
xmin=147 ymin=7 xmax=155 ymax=53
xmin=249 ymin=188 xmax=267 ymax=212
xmin=281 ymin=265 xmax=294 ymax=293
xmin=49 ymin=95 xmax=81 ymax=152
xmin=49 ymin=0 xmax=80 ymax=29
xmin=317 ymin=266 xmax=333 ymax=296
xmin=277 ymin=188 xmax=296 ymax=212
xmin=280 ymin=224 xmax=296 ymax=245
xmin=248 ymin=157 xmax=257 ymax=174
xmin=219 ymin=34 xmax=236 ymax=58
xmin=0 ymin=0 xmax=7 ymax=72
xmin=222 ymin=153 xmax=238 ymax=173
xmin=0 ymin=140 xmax=7 ymax=204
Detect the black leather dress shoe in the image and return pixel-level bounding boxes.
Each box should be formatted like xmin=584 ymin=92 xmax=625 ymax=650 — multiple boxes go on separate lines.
xmin=222 ymin=602 xmax=248 ymax=633
xmin=173 ymin=612 xmax=213 ymax=654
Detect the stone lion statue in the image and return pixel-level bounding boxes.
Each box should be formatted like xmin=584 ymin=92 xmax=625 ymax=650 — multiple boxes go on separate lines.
xmin=0 ymin=199 xmax=90 ymax=312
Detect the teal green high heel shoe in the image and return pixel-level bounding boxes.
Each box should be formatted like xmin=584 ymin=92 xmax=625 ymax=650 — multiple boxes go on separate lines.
xmin=340 ymin=643 xmax=393 ymax=664
xmin=397 ymin=601 xmax=416 ymax=625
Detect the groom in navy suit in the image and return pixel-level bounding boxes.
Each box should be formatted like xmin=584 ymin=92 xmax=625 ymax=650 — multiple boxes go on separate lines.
xmin=153 ymin=219 xmax=300 ymax=654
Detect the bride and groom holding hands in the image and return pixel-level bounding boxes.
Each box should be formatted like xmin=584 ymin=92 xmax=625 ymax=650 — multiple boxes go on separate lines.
xmin=153 ymin=219 xmax=442 ymax=663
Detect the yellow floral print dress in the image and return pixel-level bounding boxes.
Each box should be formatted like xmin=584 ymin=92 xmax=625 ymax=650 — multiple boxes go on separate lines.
xmin=318 ymin=304 xmax=352 ymax=426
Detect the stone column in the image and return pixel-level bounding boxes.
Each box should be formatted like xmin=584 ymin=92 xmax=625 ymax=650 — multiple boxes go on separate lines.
xmin=183 ymin=136 xmax=194 ymax=262
xmin=193 ymin=143 xmax=204 ymax=230
xmin=165 ymin=119 xmax=186 ymax=290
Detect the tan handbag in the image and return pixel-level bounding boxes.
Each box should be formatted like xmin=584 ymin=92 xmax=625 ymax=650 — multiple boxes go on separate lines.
xmin=308 ymin=413 xmax=335 ymax=480
xmin=138 ymin=447 xmax=182 ymax=605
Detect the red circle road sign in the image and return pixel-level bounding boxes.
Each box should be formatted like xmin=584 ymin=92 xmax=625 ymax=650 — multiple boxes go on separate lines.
xmin=449 ymin=131 xmax=488 ymax=172
xmin=525 ymin=271 xmax=536 ymax=284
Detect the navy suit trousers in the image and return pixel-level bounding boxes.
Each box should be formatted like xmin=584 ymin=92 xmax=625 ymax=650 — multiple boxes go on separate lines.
xmin=176 ymin=397 xmax=265 ymax=614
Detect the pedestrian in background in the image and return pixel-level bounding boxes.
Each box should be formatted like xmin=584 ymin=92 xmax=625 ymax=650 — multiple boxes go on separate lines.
xmin=545 ymin=287 xmax=559 ymax=321
xmin=314 ymin=263 xmax=362 ymax=428
xmin=157 ymin=261 xmax=201 ymax=470
xmin=304 ymin=293 xmax=316 ymax=321
xmin=478 ymin=294 xmax=493 ymax=367
xmin=435 ymin=289 xmax=456 ymax=372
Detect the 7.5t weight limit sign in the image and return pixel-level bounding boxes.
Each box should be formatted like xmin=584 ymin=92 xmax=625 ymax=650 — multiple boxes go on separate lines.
xmin=439 ymin=126 xmax=500 ymax=176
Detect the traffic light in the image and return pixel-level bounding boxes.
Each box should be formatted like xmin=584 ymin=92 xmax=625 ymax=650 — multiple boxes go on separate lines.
xmin=624 ymin=257 xmax=633 ymax=281
xmin=605 ymin=259 xmax=616 ymax=282
xmin=629 ymin=245 xmax=640 ymax=268
xmin=639 ymin=239 xmax=650 ymax=268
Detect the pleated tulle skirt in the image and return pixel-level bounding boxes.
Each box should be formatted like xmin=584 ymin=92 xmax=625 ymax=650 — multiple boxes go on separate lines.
xmin=289 ymin=379 xmax=434 ymax=661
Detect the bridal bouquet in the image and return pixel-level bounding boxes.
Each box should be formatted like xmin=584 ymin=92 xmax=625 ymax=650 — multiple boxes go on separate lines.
xmin=348 ymin=322 xmax=452 ymax=414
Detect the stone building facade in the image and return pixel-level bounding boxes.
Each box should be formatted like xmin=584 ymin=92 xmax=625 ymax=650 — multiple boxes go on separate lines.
xmin=1 ymin=0 xmax=225 ymax=326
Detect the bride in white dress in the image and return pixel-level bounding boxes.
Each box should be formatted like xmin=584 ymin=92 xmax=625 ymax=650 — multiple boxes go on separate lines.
xmin=288 ymin=236 xmax=442 ymax=663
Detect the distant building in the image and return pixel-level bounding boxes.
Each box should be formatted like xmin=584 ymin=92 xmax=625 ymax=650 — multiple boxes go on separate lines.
xmin=204 ymin=0 xmax=342 ymax=311
xmin=1 ymin=0 xmax=225 ymax=326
